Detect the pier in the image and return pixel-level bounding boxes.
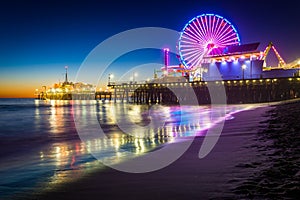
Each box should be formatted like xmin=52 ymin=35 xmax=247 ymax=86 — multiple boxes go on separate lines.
xmin=108 ymin=77 xmax=300 ymax=105
xmin=36 ymin=77 xmax=300 ymax=104
xmin=36 ymin=14 xmax=300 ymax=105
xmin=95 ymin=91 xmax=112 ymax=101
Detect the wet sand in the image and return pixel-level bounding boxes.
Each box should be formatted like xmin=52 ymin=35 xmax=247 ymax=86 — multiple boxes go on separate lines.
xmin=232 ymin=101 xmax=300 ymax=199
xmin=28 ymin=101 xmax=300 ymax=200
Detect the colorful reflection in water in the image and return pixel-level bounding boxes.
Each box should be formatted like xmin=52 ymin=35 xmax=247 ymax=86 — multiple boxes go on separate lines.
xmin=0 ymin=99 xmax=260 ymax=199
xmin=38 ymin=100 xmax=258 ymax=187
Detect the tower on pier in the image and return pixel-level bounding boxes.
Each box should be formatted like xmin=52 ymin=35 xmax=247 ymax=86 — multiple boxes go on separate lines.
xmin=65 ymin=66 xmax=68 ymax=84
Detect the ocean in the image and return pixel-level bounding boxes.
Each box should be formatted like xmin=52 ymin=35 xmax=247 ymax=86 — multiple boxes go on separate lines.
xmin=0 ymin=98 xmax=261 ymax=199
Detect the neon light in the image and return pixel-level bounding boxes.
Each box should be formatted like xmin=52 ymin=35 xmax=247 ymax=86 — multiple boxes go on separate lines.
xmin=163 ymin=48 xmax=170 ymax=70
xmin=178 ymin=14 xmax=240 ymax=70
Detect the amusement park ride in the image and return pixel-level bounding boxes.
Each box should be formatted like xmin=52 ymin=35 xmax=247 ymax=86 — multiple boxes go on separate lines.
xmin=261 ymin=42 xmax=300 ymax=70
xmin=158 ymin=14 xmax=300 ymax=81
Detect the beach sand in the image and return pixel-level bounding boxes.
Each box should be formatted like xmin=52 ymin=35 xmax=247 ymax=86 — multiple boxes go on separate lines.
xmin=28 ymin=101 xmax=299 ymax=200
xmin=232 ymin=101 xmax=300 ymax=199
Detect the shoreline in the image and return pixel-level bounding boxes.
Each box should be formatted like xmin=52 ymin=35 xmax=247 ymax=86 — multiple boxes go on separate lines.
xmin=24 ymin=103 xmax=277 ymax=200
xmin=232 ymin=100 xmax=300 ymax=199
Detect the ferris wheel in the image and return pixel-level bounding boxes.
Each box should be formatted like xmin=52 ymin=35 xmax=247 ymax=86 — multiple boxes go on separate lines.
xmin=178 ymin=14 xmax=241 ymax=70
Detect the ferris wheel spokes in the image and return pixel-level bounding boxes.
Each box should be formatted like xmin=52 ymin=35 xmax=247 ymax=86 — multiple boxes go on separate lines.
xmin=178 ymin=14 xmax=240 ymax=69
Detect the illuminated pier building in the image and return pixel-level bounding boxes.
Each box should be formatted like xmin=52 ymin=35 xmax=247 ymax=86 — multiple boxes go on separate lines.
xmin=36 ymin=66 xmax=98 ymax=100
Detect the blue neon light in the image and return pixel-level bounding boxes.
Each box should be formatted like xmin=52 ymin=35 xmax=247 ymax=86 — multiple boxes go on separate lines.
xmin=178 ymin=13 xmax=241 ymax=69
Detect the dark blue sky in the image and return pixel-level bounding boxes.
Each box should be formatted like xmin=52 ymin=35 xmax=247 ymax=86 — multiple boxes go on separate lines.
xmin=1 ymin=0 xmax=300 ymax=97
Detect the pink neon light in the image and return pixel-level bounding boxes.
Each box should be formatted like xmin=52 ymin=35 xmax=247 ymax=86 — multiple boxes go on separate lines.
xmin=164 ymin=48 xmax=170 ymax=69
xmin=179 ymin=14 xmax=240 ymax=69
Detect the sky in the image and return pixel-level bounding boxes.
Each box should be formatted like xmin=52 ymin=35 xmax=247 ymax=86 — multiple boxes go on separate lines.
xmin=0 ymin=0 xmax=300 ymax=97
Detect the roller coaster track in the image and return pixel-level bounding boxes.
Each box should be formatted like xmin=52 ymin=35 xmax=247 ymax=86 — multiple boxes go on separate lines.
xmin=263 ymin=42 xmax=300 ymax=70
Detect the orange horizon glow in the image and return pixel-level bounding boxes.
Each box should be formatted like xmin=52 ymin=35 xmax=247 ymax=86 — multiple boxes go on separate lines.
xmin=0 ymin=78 xmax=56 ymax=98
xmin=0 ymin=83 xmax=37 ymax=98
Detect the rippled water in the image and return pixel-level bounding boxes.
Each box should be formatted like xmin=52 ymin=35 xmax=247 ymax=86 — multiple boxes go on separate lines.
xmin=0 ymin=98 xmax=259 ymax=199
